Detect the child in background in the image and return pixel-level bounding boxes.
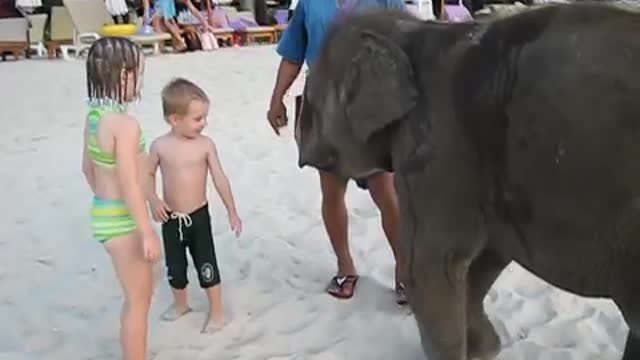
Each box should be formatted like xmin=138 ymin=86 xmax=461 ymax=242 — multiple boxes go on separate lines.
xmin=142 ymin=0 xmax=187 ymax=52
xmin=82 ymin=37 xmax=161 ymax=360
xmin=146 ymin=77 xmax=242 ymax=333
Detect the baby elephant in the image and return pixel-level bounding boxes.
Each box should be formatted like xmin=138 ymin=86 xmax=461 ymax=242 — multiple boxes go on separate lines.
xmin=297 ymin=3 xmax=640 ymax=360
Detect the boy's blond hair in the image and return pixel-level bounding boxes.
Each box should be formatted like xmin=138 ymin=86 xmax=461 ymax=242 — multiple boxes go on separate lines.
xmin=161 ymin=78 xmax=209 ymax=120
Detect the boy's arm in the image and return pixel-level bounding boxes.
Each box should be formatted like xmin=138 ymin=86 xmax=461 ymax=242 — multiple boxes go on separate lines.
xmin=206 ymin=138 xmax=238 ymax=217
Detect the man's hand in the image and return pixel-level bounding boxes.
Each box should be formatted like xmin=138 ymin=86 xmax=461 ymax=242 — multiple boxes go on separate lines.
xmin=267 ymin=97 xmax=288 ymax=136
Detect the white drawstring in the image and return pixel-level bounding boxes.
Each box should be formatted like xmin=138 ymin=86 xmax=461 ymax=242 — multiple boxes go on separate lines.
xmin=170 ymin=212 xmax=192 ymax=241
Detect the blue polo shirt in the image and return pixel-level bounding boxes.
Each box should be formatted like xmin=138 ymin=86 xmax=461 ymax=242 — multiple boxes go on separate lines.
xmin=276 ymin=0 xmax=406 ymax=66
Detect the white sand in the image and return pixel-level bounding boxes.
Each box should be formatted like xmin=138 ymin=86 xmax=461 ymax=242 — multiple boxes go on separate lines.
xmin=0 ymin=46 xmax=629 ymax=360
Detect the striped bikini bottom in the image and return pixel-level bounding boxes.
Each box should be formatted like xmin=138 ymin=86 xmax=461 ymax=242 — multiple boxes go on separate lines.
xmin=90 ymin=196 xmax=137 ymax=243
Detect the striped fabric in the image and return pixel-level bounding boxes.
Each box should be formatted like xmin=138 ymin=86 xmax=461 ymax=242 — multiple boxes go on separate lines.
xmin=86 ymin=103 xmax=146 ymax=168
xmin=91 ymin=196 xmax=137 ymax=243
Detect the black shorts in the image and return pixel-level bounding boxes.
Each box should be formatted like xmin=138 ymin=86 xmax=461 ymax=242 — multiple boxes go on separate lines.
xmin=295 ymin=86 xmax=369 ymax=190
xmin=161 ymin=203 xmax=220 ymax=289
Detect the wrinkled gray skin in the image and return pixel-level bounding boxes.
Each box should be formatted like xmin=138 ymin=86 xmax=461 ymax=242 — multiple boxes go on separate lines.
xmin=298 ymin=3 xmax=640 ymax=360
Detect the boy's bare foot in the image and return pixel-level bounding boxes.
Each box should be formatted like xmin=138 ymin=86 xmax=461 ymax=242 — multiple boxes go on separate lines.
xmin=161 ymin=303 xmax=192 ymax=321
xmin=200 ymin=313 xmax=225 ymax=334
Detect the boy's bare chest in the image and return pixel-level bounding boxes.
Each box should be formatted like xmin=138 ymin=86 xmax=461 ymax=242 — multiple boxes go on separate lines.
xmin=160 ymin=147 xmax=207 ymax=170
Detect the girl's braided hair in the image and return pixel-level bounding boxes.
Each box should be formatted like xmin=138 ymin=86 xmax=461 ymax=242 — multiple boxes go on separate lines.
xmin=86 ymin=37 xmax=143 ymax=104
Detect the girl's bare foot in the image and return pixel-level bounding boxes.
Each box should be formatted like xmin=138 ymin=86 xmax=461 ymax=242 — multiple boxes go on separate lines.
xmin=200 ymin=313 xmax=224 ymax=334
xmin=161 ymin=303 xmax=192 ymax=321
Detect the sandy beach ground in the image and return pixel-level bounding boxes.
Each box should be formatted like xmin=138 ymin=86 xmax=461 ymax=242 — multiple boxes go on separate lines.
xmin=0 ymin=46 xmax=630 ymax=360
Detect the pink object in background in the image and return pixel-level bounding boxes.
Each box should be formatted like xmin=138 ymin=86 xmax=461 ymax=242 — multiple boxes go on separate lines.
xmin=200 ymin=31 xmax=219 ymax=51
xmin=442 ymin=0 xmax=473 ymax=22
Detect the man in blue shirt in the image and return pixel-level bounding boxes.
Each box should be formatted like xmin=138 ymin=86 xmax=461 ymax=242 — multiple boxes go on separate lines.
xmin=266 ymin=0 xmax=408 ymax=304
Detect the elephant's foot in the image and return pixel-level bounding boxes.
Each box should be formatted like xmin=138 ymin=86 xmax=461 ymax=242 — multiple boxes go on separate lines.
xmin=465 ymin=250 xmax=506 ymax=360
xmin=467 ymin=316 xmax=501 ymax=360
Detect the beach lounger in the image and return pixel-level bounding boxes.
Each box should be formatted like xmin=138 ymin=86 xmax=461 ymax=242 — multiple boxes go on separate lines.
xmin=273 ymin=8 xmax=288 ymax=41
xmin=28 ymin=13 xmax=47 ymax=57
xmin=60 ymin=0 xmax=171 ymax=59
xmin=0 ymin=0 xmax=30 ymax=60
xmin=223 ymin=8 xmax=276 ymax=45
xmin=0 ymin=16 xmax=29 ymax=60
xmin=46 ymin=6 xmax=74 ymax=59
xmin=209 ymin=8 xmax=235 ymax=45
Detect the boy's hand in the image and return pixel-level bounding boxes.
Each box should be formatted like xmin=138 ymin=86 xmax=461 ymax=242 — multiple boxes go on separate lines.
xmin=150 ymin=198 xmax=172 ymax=223
xmin=228 ymin=212 xmax=242 ymax=237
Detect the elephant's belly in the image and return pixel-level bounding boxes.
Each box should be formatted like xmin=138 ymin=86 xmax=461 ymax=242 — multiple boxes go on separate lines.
xmin=491 ymin=222 xmax=616 ymax=299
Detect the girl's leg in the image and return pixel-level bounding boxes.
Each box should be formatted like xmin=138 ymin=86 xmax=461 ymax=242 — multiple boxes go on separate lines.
xmin=104 ymin=233 xmax=154 ymax=360
xmin=162 ymin=18 xmax=187 ymax=51
xmin=151 ymin=15 xmax=168 ymax=52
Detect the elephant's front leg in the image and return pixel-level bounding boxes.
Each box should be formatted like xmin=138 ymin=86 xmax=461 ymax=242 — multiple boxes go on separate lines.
xmin=466 ymin=249 xmax=508 ymax=360
xmin=405 ymin=213 xmax=482 ymax=360
xmin=408 ymin=237 xmax=472 ymax=360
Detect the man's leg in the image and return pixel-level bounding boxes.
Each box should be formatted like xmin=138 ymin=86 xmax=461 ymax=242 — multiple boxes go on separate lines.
xmin=319 ymin=170 xmax=358 ymax=298
xmin=366 ymin=172 xmax=406 ymax=303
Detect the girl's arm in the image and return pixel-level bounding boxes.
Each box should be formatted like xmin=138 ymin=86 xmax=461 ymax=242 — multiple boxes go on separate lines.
xmin=113 ymin=115 xmax=155 ymax=237
xmin=184 ymin=0 xmax=210 ymax=29
xmin=82 ymin=119 xmax=97 ymax=193
xmin=145 ymin=140 xmax=162 ymax=204
xmin=142 ymin=0 xmax=151 ymax=21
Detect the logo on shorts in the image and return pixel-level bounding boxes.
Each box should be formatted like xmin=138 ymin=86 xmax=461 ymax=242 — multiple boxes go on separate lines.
xmin=201 ymin=263 xmax=215 ymax=283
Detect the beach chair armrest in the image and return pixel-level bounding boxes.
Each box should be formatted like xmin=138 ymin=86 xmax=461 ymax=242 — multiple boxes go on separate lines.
xmin=77 ymin=32 xmax=100 ymax=43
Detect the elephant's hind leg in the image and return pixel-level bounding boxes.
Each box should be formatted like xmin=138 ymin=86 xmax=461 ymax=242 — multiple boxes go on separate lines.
xmin=466 ymin=249 xmax=509 ymax=360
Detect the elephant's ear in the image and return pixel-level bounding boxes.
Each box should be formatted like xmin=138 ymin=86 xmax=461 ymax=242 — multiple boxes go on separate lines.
xmin=341 ymin=30 xmax=419 ymax=143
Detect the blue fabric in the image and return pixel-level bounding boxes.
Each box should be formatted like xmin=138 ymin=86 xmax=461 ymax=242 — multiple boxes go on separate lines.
xmin=150 ymin=0 xmax=176 ymax=19
xmin=276 ymin=0 xmax=406 ymax=66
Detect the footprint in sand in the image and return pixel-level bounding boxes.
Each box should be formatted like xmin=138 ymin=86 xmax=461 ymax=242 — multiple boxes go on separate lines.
xmin=276 ymin=299 xmax=322 ymax=336
xmin=528 ymin=318 xmax=582 ymax=349
xmin=35 ymin=257 xmax=55 ymax=268
xmin=513 ymin=278 xmax=551 ymax=299
xmin=236 ymin=260 xmax=251 ymax=280
xmin=29 ymin=135 xmax=48 ymax=143
xmin=225 ymin=324 xmax=266 ymax=350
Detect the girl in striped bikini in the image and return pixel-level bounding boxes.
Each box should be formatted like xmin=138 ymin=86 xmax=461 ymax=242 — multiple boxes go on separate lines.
xmin=81 ymin=37 xmax=161 ymax=360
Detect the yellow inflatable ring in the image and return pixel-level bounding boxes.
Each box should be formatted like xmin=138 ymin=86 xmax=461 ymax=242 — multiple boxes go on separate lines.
xmin=100 ymin=24 xmax=138 ymax=37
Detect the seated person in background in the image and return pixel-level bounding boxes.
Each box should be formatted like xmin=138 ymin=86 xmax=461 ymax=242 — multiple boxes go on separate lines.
xmin=143 ymin=0 xmax=187 ymax=52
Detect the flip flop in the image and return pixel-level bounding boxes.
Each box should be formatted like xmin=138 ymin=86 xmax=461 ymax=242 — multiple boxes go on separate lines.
xmin=395 ymin=282 xmax=407 ymax=305
xmin=326 ymin=275 xmax=359 ymax=299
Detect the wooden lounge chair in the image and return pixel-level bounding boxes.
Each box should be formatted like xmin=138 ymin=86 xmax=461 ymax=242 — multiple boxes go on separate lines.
xmin=60 ymin=0 xmax=171 ymax=59
xmin=0 ymin=0 xmax=29 ymax=60
xmin=209 ymin=8 xmax=235 ymax=45
xmin=28 ymin=13 xmax=47 ymax=57
xmin=223 ymin=7 xmax=276 ymax=45
xmin=46 ymin=6 xmax=74 ymax=59
xmin=0 ymin=17 xmax=29 ymax=60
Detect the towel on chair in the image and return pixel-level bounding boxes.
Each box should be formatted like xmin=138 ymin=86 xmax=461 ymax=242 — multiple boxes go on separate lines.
xmin=105 ymin=0 xmax=128 ymax=16
xmin=15 ymin=0 xmax=42 ymax=9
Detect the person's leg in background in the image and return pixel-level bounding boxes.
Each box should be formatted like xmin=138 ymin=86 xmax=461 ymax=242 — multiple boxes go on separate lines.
xmin=366 ymin=172 xmax=407 ymax=304
xmin=319 ymin=170 xmax=360 ymax=299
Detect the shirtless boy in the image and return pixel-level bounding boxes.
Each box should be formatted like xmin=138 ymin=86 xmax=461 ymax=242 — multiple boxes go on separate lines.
xmin=147 ymin=77 xmax=242 ymax=333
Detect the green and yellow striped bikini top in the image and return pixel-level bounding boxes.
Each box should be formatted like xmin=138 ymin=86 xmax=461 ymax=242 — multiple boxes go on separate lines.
xmin=86 ymin=100 xmax=146 ymax=167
